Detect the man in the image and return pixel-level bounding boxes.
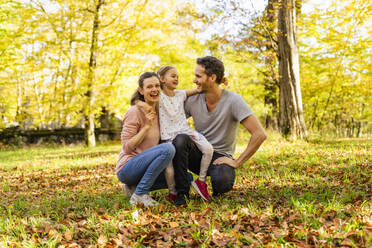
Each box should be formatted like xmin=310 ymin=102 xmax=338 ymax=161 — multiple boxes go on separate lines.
xmin=173 ymin=56 xmax=267 ymax=206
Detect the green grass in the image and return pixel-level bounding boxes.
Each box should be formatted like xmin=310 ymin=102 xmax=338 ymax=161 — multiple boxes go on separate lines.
xmin=0 ymin=134 xmax=371 ymax=247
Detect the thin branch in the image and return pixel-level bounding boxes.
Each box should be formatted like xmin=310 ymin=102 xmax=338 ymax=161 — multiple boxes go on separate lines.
xmin=318 ymin=15 xmax=363 ymax=125
xmin=248 ymin=0 xmax=278 ymax=50
xmin=100 ymin=1 xmax=131 ymax=28
xmin=80 ymin=8 xmax=95 ymax=14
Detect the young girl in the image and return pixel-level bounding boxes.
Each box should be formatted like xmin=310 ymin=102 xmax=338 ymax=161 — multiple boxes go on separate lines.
xmin=157 ymin=65 xmax=214 ymax=202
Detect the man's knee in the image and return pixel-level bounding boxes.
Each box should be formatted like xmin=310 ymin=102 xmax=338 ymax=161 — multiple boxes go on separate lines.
xmin=209 ymin=164 xmax=235 ymax=195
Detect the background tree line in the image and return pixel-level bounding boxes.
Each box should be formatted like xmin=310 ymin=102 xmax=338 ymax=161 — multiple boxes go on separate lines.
xmin=0 ymin=0 xmax=370 ymax=146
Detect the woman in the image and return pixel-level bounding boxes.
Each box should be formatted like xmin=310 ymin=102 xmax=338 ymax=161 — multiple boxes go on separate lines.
xmin=116 ymin=72 xmax=175 ymax=207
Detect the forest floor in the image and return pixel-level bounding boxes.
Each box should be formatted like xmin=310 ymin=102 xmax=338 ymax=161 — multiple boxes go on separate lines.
xmin=0 ymin=134 xmax=371 ymax=247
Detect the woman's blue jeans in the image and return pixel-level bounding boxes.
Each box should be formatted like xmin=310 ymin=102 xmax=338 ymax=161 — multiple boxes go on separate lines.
xmin=116 ymin=143 xmax=175 ymax=195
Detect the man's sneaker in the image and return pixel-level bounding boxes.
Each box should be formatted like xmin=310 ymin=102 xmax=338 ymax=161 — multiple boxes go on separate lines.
xmin=191 ymin=179 xmax=212 ymax=201
xmin=174 ymin=193 xmax=189 ymax=206
xmin=187 ymin=172 xmax=194 ymax=185
xmin=167 ymin=193 xmax=177 ymax=202
xmin=122 ymin=184 xmax=135 ymax=198
xmin=129 ymin=193 xmax=158 ymax=207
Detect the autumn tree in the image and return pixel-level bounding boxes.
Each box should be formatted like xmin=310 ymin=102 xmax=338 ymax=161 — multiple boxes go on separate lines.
xmin=0 ymin=0 xmax=203 ymax=142
xmin=277 ymin=0 xmax=307 ymax=139
xmin=299 ymin=0 xmax=371 ymax=137
xmin=0 ymin=1 xmax=32 ymax=129
xmin=250 ymin=0 xmax=279 ymax=130
xmin=83 ymin=0 xmax=103 ymax=147
xmin=2 ymin=0 xmax=369 ymax=140
xmin=182 ymin=0 xmax=281 ymax=129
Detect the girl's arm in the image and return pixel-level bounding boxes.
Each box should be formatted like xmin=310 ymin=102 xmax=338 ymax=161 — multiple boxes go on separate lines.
xmin=185 ymin=77 xmax=228 ymax=97
xmin=185 ymin=86 xmax=202 ymax=97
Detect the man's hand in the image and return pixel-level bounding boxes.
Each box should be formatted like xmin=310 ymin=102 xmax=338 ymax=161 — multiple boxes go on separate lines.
xmin=213 ymin=156 xmax=239 ymax=169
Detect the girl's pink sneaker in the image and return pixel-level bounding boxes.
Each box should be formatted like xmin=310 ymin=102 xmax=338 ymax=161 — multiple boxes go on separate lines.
xmin=168 ymin=193 xmax=177 ymax=202
xmin=191 ymin=179 xmax=212 ymax=201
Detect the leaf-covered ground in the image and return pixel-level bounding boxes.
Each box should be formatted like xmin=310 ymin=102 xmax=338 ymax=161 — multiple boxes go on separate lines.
xmin=0 ymin=135 xmax=371 ymax=247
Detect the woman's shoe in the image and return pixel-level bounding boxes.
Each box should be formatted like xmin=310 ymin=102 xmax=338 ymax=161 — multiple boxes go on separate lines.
xmin=122 ymin=184 xmax=135 ymax=198
xmin=130 ymin=193 xmax=158 ymax=207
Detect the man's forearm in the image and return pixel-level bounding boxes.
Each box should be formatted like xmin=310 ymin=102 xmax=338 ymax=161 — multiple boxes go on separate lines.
xmin=212 ymin=115 xmax=266 ymax=169
xmin=235 ymin=131 xmax=266 ymax=168
xmin=233 ymin=115 xmax=267 ymax=168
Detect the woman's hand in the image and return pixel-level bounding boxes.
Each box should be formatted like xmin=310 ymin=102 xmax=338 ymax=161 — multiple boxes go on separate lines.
xmin=144 ymin=110 xmax=156 ymax=128
xmin=135 ymin=100 xmax=156 ymax=128
xmin=124 ymin=106 xmax=156 ymax=151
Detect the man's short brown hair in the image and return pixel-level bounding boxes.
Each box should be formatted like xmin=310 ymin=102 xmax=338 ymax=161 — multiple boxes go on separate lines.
xmin=196 ymin=56 xmax=225 ymax=84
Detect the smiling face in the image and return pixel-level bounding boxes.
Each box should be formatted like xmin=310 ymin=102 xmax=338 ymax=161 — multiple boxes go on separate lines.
xmin=160 ymin=68 xmax=179 ymax=91
xmin=193 ymin=64 xmax=215 ymax=92
xmin=138 ymin=76 xmax=161 ymax=105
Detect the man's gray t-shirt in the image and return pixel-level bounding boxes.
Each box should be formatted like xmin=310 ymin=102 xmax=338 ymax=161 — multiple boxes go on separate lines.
xmin=185 ymin=90 xmax=253 ymax=157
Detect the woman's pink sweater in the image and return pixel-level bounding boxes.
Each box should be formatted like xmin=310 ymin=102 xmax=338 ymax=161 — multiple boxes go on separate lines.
xmin=116 ymin=106 xmax=160 ymax=173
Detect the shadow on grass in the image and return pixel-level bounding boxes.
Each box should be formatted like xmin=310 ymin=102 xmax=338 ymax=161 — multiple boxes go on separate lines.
xmin=37 ymin=150 xmax=119 ymax=160
xmin=230 ymin=156 xmax=371 ymax=212
xmin=0 ymin=144 xmax=120 ymax=163
xmin=307 ymin=137 xmax=371 ymax=149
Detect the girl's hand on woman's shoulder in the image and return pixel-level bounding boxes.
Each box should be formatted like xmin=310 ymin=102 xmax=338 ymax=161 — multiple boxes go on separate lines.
xmin=135 ymin=100 xmax=153 ymax=114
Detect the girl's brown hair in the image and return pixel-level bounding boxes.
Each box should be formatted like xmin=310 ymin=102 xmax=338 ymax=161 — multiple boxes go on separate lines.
xmin=156 ymin=66 xmax=176 ymax=89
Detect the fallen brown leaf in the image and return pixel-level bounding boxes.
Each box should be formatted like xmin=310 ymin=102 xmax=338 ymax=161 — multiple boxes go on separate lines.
xmin=340 ymin=239 xmax=354 ymax=247
xmin=64 ymin=229 xmax=73 ymax=241
xmin=97 ymin=234 xmax=108 ymax=246
xmin=169 ymin=222 xmax=179 ymax=228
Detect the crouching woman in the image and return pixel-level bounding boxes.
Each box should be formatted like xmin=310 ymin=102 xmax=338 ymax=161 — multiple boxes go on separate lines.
xmin=116 ymin=72 xmax=175 ymax=206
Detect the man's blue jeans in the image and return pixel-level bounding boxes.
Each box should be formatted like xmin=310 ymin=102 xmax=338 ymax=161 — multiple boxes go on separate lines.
xmin=116 ymin=143 xmax=175 ymax=195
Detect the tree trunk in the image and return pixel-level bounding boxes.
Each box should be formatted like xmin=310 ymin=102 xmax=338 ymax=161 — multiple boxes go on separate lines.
xmin=264 ymin=0 xmax=279 ymax=130
xmin=278 ymin=0 xmax=307 ymax=139
xmin=84 ymin=0 xmax=104 ymax=147
xmin=264 ymin=83 xmax=279 ymax=130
